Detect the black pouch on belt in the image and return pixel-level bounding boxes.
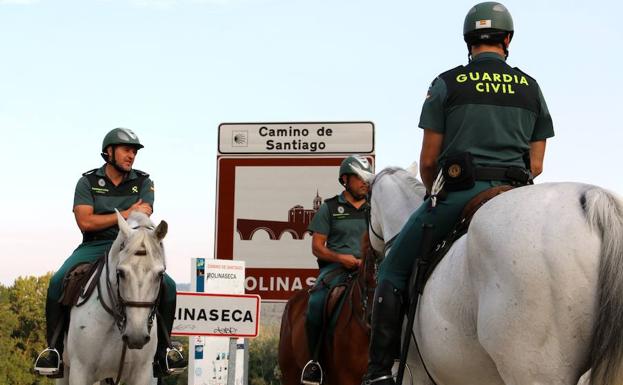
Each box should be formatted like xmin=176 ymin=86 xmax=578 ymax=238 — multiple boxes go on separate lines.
xmin=442 ymin=152 xmax=476 ymax=192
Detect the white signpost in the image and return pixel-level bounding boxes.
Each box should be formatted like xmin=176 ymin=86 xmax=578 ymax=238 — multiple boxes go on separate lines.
xmin=173 ymin=292 xmax=260 ymax=337
xmin=215 ymin=122 xmax=375 ymax=301
xmin=218 ymin=122 xmax=374 ymax=154
xmin=181 ymin=258 xmax=254 ymax=385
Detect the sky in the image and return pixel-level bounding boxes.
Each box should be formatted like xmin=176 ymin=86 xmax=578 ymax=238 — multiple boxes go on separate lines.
xmin=1 ymin=0 xmax=622 ymax=285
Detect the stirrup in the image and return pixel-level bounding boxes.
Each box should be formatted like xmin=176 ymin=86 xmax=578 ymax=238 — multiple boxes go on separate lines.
xmin=165 ymin=347 xmax=187 ymax=375
xmin=33 ymin=348 xmax=61 ymax=376
xmin=301 ymin=360 xmax=323 ymax=385
xmin=362 ymin=374 xmax=395 ymax=385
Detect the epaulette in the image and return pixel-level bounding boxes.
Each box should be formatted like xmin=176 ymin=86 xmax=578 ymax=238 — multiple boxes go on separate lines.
xmin=82 ymin=168 xmax=98 ymax=176
xmin=438 ymin=65 xmax=464 ymax=78
xmin=513 ymin=67 xmax=536 ymax=83
xmin=324 ymin=195 xmax=340 ymax=203
xmin=134 ymin=169 xmax=150 ymax=177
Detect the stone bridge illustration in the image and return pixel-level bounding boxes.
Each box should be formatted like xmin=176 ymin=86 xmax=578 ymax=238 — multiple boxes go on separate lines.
xmin=237 ymin=192 xmax=323 ymax=240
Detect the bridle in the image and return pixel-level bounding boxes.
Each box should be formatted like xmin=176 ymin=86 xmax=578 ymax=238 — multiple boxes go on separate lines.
xmin=96 ymin=224 xmax=164 ymax=385
xmin=99 ymin=225 xmax=163 ymax=333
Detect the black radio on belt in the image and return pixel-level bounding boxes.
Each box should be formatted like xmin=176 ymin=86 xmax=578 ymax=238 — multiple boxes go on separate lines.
xmin=504 ymin=167 xmax=532 ymax=185
xmin=442 ymin=152 xmax=476 ymax=192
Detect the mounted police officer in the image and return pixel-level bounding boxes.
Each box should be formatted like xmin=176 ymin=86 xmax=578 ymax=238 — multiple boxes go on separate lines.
xmin=301 ymin=155 xmax=373 ymax=385
xmin=34 ymin=128 xmax=187 ymax=380
xmin=362 ymin=3 xmax=554 ymax=384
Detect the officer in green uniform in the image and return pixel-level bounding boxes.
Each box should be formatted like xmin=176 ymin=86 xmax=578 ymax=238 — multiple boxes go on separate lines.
xmin=362 ymin=3 xmax=554 ymax=384
xmin=34 ymin=128 xmax=187 ymax=379
xmin=301 ymin=155 xmax=373 ymax=385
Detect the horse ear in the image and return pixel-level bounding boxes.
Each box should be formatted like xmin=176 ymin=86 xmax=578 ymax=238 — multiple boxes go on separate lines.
xmin=155 ymin=220 xmax=168 ymax=241
xmin=406 ymin=161 xmax=419 ymax=178
xmin=116 ymin=209 xmax=131 ymax=239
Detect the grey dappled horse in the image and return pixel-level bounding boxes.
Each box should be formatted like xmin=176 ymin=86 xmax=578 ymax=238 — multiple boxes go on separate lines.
xmin=369 ymin=166 xmax=623 ymax=385
xmin=58 ymin=211 xmax=167 ymax=385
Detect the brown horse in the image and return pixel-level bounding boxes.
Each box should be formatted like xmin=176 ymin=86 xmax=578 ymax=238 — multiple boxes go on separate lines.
xmin=278 ymin=238 xmax=376 ymax=385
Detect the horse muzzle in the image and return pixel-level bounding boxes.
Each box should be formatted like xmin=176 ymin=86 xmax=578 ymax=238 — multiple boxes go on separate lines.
xmin=122 ymin=332 xmax=151 ymax=349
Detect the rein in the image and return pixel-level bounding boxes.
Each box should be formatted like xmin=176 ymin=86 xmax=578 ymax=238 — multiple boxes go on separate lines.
xmin=95 ymin=227 xmax=163 ymax=385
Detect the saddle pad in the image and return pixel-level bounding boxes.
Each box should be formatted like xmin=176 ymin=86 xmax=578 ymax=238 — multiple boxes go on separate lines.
xmin=58 ymin=260 xmax=101 ymax=307
xmin=460 ymin=185 xmax=515 ymax=220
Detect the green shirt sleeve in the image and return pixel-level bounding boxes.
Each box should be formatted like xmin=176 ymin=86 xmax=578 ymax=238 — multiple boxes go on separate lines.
xmin=418 ymin=77 xmax=448 ymax=133
xmin=140 ymin=177 xmax=155 ymax=208
xmin=308 ymin=202 xmax=331 ymax=235
xmin=73 ymin=176 xmax=93 ymax=208
xmin=531 ymin=85 xmax=555 ymax=141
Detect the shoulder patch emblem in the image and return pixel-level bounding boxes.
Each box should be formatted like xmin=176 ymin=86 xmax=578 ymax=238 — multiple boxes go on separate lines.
xmin=132 ymin=186 xmax=139 ymax=193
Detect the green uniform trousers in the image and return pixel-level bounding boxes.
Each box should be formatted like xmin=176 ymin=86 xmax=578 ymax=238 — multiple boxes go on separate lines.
xmin=46 ymin=240 xmax=177 ymax=355
xmin=305 ymin=262 xmax=349 ymax=359
xmin=377 ymin=181 xmax=504 ymax=291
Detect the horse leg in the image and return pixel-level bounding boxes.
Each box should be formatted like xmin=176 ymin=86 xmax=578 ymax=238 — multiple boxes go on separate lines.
xmin=124 ymin=363 xmax=157 ymax=385
xmin=55 ymin=367 xmax=69 ymax=385
xmin=279 ymin=291 xmax=311 ymax=385
xmin=66 ymin=363 xmax=95 ymax=385
xmin=417 ymin=241 xmax=504 ymax=385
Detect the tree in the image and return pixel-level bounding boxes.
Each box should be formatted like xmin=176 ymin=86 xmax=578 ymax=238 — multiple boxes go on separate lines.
xmin=0 ymin=274 xmax=53 ymax=385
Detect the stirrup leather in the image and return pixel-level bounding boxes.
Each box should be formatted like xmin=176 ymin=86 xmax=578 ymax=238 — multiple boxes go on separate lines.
xmin=301 ymin=360 xmax=323 ymax=385
xmin=165 ymin=347 xmax=186 ymax=374
xmin=34 ymin=348 xmax=61 ymax=375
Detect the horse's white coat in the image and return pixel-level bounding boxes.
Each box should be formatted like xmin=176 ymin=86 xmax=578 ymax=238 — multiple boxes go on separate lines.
xmin=57 ymin=212 xmax=166 ymax=385
xmin=370 ymin=168 xmax=623 ymax=385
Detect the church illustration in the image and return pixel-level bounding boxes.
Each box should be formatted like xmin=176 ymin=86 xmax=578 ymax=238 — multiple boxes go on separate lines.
xmin=236 ymin=192 xmax=323 ymax=240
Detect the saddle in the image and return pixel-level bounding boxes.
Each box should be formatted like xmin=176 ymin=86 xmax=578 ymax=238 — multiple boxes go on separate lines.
xmin=58 ymin=258 xmax=104 ymax=307
xmin=326 ymin=278 xmax=351 ymax=323
xmin=419 ymin=185 xmax=515 ymax=290
xmin=309 ymin=267 xmax=359 ymax=341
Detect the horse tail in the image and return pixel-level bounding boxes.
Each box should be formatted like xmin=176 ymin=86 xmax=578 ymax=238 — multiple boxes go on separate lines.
xmin=583 ymin=187 xmax=623 ymax=385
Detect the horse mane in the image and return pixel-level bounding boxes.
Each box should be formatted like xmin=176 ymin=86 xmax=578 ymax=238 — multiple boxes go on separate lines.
xmin=371 ymin=166 xmax=427 ymax=200
xmin=127 ymin=211 xmax=153 ymax=229
xmin=111 ymin=212 xmax=165 ymax=264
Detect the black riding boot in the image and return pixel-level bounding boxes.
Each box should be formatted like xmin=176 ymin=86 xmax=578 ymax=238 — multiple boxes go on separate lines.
xmin=34 ymin=297 xmax=65 ymax=377
xmin=153 ymin=285 xmax=187 ymax=377
xmin=361 ymin=280 xmax=403 ymax=385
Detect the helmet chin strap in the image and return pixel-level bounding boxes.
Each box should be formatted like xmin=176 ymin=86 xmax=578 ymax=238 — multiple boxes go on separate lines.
xmin=348 ymin=190 xmax=366 ymax=201
xmin=101 ymin=145 xmax=130 ymax=174
xmin=343 ymin=177 xmax=366 ymax=201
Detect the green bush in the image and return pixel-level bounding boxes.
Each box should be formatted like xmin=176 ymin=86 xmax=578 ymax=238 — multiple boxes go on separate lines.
xmin=248 ymin=324 xmax=280 ymax=385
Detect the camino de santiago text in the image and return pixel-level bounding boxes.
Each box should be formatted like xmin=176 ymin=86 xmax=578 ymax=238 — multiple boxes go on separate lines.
xmin=259 ymin=125 xmax=333 ymax=152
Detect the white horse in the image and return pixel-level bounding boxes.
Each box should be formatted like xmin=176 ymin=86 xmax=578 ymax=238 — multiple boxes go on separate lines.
xmin=58 ymin=211 xmax=167 ymax=385
xmin=369 ymin=166 xmax=623 ymax=385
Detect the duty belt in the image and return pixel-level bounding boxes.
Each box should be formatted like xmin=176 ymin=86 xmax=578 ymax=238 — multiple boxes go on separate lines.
xmin=83 ymin=233 xmax=116 ymax=243
xmin=474 ymin=166 xmax=532 ymax=185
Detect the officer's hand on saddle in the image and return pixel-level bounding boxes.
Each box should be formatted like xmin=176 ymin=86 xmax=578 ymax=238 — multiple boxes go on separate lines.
xmin=338 ymin=254 xmax=361 ymax=270
xmin=125 ymin=199 xmax=153 ymax=217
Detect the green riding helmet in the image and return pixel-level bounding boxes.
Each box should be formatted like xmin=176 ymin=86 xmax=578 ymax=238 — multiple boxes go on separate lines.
xmin=463 ymin=2 xmax=514 ymax=46
xmin=101 ymin=128 xmax=144 ymax=152
xmin=339 ymin=155 xmax=374 ymax=185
